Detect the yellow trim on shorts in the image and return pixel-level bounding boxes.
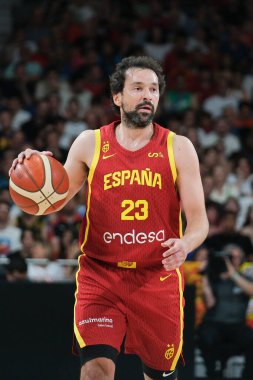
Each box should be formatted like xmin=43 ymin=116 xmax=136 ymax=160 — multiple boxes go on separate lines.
xmin=171 ymin=267 xmax=184 ymax=370
xmin=74 ymin=256 xmax=85 ymax=347
xmin=74 ymin=129 xmax=101 ymax=348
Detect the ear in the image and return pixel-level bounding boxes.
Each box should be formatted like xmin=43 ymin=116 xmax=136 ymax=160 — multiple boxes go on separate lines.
xmin=112 ymin=93 xmax=121 ymax=108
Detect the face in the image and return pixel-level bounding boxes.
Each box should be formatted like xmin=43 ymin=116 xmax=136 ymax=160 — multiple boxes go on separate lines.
xmin=229 ymin=247 xmax=243 ymax=269
xmin=114 ymin=68 xmax=160 ymax=129
xmin=0 ymin=203 xmax=9 ymax=223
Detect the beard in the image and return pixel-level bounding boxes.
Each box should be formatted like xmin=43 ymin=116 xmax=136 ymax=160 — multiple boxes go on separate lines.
xmin=122 ymin=102 xmax=155 ymax=129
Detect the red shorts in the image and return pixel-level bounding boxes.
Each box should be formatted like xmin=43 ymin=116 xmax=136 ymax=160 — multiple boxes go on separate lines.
xmin=74 ymin=255 xmax=185 ymax=371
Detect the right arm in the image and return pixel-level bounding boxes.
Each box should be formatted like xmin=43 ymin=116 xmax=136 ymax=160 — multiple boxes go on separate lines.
xmin=9 ymin=130 xmax=96 ymax=210
xmin=63 ymin=130 xmax=95 ymax=203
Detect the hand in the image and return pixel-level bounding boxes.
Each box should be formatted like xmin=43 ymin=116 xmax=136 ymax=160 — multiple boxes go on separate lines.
xmin=161 ymin=238 xmax=188 ymax=271
xmin=9 ymin=149 xmax=53 ymax=176
xmin=224 ymin=256 xmax=236 ymax=278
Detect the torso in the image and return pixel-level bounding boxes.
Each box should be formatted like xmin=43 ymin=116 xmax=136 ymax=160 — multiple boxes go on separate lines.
xmin=79 ymin=121 xmax=182 ymax=269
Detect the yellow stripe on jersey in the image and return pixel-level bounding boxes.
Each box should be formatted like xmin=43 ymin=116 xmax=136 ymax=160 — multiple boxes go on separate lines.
xmin=74 ymin=129 xmax=101 ymax=349
xmin=167 ymin=132 xmax=177 ymax=184
xmin=171 ymin=268 xmax=184 ymax=370
xmin=80 ymin=129 xmax=101 ymax=252
xmin=167 ymin=131 xmax=183 ymax=236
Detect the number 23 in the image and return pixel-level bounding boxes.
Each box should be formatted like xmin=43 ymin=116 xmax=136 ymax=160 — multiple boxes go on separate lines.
xmin=121 ymin=199 xmax=148 ymax=220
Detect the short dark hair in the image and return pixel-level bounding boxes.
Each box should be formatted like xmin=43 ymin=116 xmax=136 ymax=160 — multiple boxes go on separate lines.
xmin=7 ymin=251 xmax=27 ymax=274
xmin=109 ymin=55 xmax=166 ymax=114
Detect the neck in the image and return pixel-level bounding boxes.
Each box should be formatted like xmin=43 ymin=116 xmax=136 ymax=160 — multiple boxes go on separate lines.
xmin=115 ymin=122 xmax=154 ymax=151
xmin=0 ymin=221 xmax=7 ymax=229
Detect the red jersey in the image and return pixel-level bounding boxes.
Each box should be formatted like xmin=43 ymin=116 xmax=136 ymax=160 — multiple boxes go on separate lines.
xmin=79 ymin=121 xmax=182 ymax=268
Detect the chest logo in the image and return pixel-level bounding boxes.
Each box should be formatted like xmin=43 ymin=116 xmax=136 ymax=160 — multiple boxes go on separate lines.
xmin=102 ymin=141 xmax=110 ymax=153
xmin=148 ymin=152 xmax=164 ymax=158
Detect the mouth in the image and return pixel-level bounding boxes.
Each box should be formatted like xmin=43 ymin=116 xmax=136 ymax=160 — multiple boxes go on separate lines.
xmin=137 ymin=104 xmax=153 ymax=112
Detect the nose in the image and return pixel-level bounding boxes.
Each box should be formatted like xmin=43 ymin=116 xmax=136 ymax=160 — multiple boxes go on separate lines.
xmin=142 ymin=87 xmax=153 ymax=101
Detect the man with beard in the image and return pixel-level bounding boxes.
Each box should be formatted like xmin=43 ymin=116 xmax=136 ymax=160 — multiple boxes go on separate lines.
xmin=9 ymin=56 xmax=208 ymax=380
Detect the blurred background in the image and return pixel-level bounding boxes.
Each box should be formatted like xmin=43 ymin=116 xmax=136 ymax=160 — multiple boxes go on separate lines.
xmin=0 ymin=1 xmax=253 ymax=379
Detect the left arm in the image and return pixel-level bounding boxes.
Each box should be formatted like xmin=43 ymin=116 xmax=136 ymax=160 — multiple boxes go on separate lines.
xmin=162 ymin=135 xmax=209 ymax=270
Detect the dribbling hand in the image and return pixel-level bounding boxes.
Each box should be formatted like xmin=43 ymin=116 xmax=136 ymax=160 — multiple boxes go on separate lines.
xmin=161 ymin=238 xmax=188 ymax=271
xmin=9 ymin=149 xmax=53 ymax=176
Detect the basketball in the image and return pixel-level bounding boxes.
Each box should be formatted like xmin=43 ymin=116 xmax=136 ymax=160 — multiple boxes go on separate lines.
xmin=9 ymin=154 xmax=69 ymax=215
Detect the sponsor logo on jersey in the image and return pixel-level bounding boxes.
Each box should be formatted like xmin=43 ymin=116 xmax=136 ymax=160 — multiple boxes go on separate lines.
xmin=148 ymin=152 xmax=164 ymax=158
xmin=104 ymin=168 xmax=162 ymax=190
xmin=103 ymin=229 xmax=165 ymax=245
xmin=117 ymin=261 xmax=136 ymax=269
xmin=79 ymin=317 xmax=113 ymax=328
xmin=165 ymin=344 xmax=174 ymax=360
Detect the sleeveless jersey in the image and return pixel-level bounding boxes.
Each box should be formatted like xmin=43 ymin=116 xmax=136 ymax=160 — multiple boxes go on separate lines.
xmin=79 ymin=121 xmax=182 ymax=268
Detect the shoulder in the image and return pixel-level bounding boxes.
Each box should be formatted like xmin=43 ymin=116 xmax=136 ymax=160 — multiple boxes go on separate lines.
xmin=70 ymin=129 xmax=96 ymax=152
xmin=68 ymin=129 xmax=98 ymax=167
xmin=172 ymin=134 xmax=199 ymax=167
xmin=74 ymin=129 xmax=96 ymax=144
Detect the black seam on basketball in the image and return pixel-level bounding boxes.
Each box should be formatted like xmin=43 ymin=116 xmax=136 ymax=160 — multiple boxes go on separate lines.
xmin=23 ymin=155 xmax=46 ymax=191
xmin=45 ymin=158 xmax=66 ymax=209
xmin=13 ymin=156 xmax=67 ymax=211
xmin=23 ymin=156 xmax=57 ymax=209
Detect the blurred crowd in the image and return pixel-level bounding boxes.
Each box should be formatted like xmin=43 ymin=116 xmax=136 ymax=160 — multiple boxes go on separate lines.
xmin=1 ymin=0 xmax=253 ymax=284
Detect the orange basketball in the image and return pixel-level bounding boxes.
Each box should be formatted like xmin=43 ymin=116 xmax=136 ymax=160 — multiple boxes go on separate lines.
xmin=9 ymin=154 xmax=69 ymax=215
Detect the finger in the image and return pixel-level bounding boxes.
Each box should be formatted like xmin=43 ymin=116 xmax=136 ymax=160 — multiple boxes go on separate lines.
xmin=24 ymin=148 xmax=39 ymax=159
xmin=162 ymin=254 xmax=177 ymax=266
xmin=41 ymin=151 xmax=53 ymax=156
xmin=164 ymin=263 xmax=178 ymax=271
xmin=162 ymin=246 xmax=180 ymax=257
xmin=9 ymin=159 xmax=18 ymax=176
xmin=17 ymin=152 xmax=26 ymax=163
xmin=161 ymin=239 xmax=176 ymax=248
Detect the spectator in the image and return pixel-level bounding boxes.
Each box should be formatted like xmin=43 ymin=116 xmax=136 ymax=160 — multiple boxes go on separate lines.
xmin=0 ymin=108 xmax=13 ymax=155
xmin=205 ymin=201 xmax=223 ymax=237
xmin=27 ymin=240 xmax=65 ymax=282
xmin=209 ymin=164 xmax=239 ymax=205
xmin=6 ymin=93 xmax=32 ymax=131
xmin=60 ymin=71 xmax=93 ymax=118
xmin=0 ymin=199 xmax=22 ymax=256
xmin=213 ymin=117 xmax=242 ymax=157
xmin=202 ymin=174 xmax=214 ymax=201
xmin=47 ymin=197 xmax=82 ymax=259
xmin=203 ymin=76 xmax=239 ymax=119
xmin=20 ymin=228 xmax=36 ymax=258
xmin=21 ymin=98 xmax=50 ymax=144
xmin=197 ymin=244 xmax=253 ymax=380
xmin=241 ymin=204 xmax=253 ymax=245
xmin=59 ymin=97 xmax=89 ymax=150
xmin=35 ymin=66 xmax=69 ymax=102
xmin=5 ymin=250 xmax=28 ymax=282
xmin=205 ymin=210 xmax=253 ymax=259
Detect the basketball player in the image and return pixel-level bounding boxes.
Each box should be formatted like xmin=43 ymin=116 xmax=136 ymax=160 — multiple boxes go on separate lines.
xmin=9 ymin=56 xmax=209 ymax=380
